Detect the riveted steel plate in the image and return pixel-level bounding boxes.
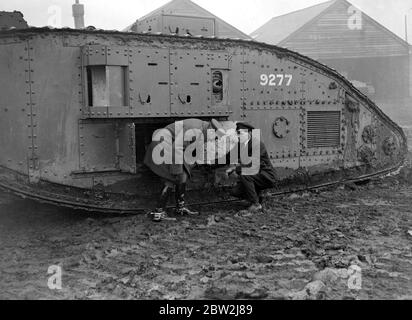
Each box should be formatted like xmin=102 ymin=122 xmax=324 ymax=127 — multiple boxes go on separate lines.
xmin=0 ymin=42 xmax=30 ymax=174
xmin=300 ymin=67 xmax=340 ymax=102
xmin=170 ymin=49 xmax=209 ymax=117
xmin=271 ymin=157 xmax=300 ymax=169
xmin=129 ymin=47 xmax=170 ymax=117
xmin=28 ymin=37 xmax=84 ymax=182
xmin=83 ymin=44 xmax=106 ymax=66
xmin=243 ymin=109 xmax=302 ymax=169
xmin=170 ymin=49 xmax=230 ymax=117
xmin=82 ymin=44 xmax=128 ymax=66
xmin=118 ymin=122 xmax=136 ymax=173
xmin=79 ymin=121 xmax=118 ymax=172
xmin=242 ymin=50 xmax=302 ymax=109
xmin=300 ymin=154 xmax=342 ymax=171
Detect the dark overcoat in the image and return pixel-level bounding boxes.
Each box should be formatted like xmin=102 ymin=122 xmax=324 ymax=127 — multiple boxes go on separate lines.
xmin=144 ymin=119 xmax=212 ymax=183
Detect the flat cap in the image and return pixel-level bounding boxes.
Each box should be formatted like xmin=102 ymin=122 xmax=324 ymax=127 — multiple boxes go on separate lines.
xmin=236 ymin=122 xmax=255 ymax=131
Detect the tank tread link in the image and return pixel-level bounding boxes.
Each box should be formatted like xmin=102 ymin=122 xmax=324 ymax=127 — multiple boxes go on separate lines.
xmin=0 ymin=28 xmax=407 ymax=213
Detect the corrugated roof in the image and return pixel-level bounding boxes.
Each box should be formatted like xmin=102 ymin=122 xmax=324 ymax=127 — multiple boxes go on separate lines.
xmin=250 ymin=0 xmax=336 ymax=44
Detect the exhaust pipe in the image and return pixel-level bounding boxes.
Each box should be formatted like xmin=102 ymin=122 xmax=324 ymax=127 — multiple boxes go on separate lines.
xmin=72 ymin=0 xmax=84 ymax=29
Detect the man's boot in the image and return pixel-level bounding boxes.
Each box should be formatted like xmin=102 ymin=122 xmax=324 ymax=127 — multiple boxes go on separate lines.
xmin=237 ymin=203 xmax=263 ymax=217
xmin=150 ymin=184 xmax=176 ymax=222
xmin=246 ymin=203 xmax=263 ymax=213
xmin=175 ymin=183 xmax=199 ymax=216
xmin=151 ymin=208 xmax=177 ymax=222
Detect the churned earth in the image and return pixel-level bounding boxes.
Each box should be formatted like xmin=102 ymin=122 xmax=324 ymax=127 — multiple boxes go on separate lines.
xmin=0 ymin=166 xmax=412 ymax=300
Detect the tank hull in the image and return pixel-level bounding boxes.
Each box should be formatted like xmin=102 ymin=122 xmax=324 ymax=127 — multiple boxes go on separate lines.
xmin=0 ymin=28 xmax=407 ymax=212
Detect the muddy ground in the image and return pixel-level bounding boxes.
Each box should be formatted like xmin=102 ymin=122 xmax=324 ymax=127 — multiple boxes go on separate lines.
xmin=1 ymin=168 xmax=412 ymax=300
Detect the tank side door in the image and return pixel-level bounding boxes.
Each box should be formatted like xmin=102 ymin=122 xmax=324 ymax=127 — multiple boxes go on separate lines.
xmin=170 ymin=49 xmax=230 ymax=118
xmin=79 ymin=121 xmax=136 ymax=174
xmin=117 ymin=122 xmax=136 ymax=173
xmin=79 ymin=121 xmax=118 ymax=172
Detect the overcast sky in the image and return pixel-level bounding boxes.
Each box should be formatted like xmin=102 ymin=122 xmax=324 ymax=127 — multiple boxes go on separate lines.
xmin=1 ymin=0 xmax=411 ymax=42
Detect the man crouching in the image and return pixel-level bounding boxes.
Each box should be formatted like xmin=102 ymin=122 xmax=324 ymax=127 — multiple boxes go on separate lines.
xmin=228 ymin=122 xmax=278 ymax=213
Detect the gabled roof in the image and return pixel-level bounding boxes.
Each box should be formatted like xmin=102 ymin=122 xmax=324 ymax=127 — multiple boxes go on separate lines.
xmin=250 ymin=0 xmax=409 ymax=48
xmin=250 ymin=0 xmax=335 ymax=44
xmin=138 ymin=0 xmax=189 ymax=21
xmin=124 ymin=0 xmax=251 ymax=39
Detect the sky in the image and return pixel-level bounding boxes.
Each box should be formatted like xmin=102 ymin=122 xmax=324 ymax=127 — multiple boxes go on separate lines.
xmin=1 ymin=0 xmax=412 ymax=42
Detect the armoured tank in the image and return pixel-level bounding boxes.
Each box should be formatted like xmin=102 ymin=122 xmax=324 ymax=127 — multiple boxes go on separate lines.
xmin=0 ymin=26 xmax=407 ymax=213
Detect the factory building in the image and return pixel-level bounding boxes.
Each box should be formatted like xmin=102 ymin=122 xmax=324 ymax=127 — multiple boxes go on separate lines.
xmin=124 ymin=0 xmax=251 ymax=40
xmin=251 ymin=0 xmax=412 ymax=128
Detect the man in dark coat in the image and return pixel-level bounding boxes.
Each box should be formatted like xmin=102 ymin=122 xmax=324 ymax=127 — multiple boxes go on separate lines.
xmin=228 ymin=122 xmax=278 ymax=213
xmin=144 ymin=118 xmax=225 ymax=222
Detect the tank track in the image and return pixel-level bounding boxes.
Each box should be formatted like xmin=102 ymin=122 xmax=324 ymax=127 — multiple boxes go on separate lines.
xmin=0 ymin=162 xmax=404 ymax=214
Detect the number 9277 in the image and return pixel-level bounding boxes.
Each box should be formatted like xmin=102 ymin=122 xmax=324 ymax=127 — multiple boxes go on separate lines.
xmin=260 ymin=73 xmax=293 ymax=87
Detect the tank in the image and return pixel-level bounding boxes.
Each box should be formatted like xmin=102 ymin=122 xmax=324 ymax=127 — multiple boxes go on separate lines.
xmin=0 ymin=27 xmax=407 ymax=213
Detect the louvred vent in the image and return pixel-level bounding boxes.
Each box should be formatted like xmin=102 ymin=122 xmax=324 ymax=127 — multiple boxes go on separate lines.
xmin=307 ymin=111 xmax=341 ymax=148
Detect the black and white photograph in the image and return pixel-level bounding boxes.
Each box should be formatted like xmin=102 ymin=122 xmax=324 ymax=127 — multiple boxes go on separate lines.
xmin=0 ymin=0 xmax=411 ymax=306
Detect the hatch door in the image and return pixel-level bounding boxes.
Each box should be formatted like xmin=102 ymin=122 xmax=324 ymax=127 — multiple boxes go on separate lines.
xmin=170 ymin=49 xmax=230 ymax=118
xmin=118 ymin=122 xmax=136 ymax=173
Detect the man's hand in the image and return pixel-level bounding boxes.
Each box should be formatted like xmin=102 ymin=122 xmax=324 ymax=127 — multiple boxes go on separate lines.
xmin=225 ymin=166 xmax=237 ymax=176
xmin=225 ymin=165 xmax=242 ymax=177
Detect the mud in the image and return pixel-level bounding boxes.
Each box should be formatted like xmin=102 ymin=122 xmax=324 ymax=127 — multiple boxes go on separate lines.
xmin=0 ymin=169 xmax=412 ymax=300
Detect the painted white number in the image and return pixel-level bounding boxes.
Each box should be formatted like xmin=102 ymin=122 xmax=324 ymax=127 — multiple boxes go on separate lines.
xmin=285 ymin=74 xmax=293 ymax=86
xmin=260 ymin=74 xmax=268 ymax=86
xmin=269 ymin=74 xmax=277 ymax=86
xmin=277 ymin=74 xmax=284 ymax=86
xmin=260 ymin=74 xmax=293 ymax=86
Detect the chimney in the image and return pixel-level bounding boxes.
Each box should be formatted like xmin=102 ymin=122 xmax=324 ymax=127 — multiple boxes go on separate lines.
xmin=72 ymin=0 xmax=84 ymax=29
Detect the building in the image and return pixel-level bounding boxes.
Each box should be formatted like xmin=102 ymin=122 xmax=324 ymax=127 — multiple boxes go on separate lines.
xmin=0 ymin=11 xmax=28 ymax=30
xmin=251 ymin=0 xmax=412 ymax=128
xmin=124 ymin=0 xmax=251 ymax=40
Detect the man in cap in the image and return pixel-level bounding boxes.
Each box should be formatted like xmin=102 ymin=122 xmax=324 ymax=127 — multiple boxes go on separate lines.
xmin=144 ymin=118 xmax=226 ymax=222
xmin=228 ymin=122 xmax=278 ymax=213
